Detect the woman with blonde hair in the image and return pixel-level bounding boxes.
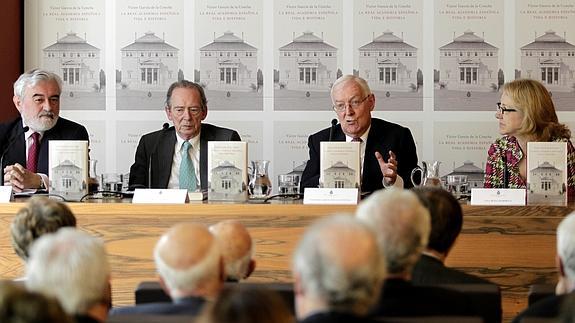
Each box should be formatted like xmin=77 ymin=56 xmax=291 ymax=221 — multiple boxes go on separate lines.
xmin=484 ymin=79 xmax=574 ymax=199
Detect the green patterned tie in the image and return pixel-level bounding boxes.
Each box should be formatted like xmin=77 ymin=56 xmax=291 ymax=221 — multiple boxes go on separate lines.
xmin=179 ymin=141 xmax=197 ymax=191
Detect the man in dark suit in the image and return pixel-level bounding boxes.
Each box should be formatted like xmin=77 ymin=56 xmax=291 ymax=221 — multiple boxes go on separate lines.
xmin=128 ymin=80 xmax=241 ymax=191
xmin=1 ymin=69 xmax=89 ymax=192
xmin=300 ymin=75 xmax=418 ymax=194
xmin=356 ymin=188 xmax=475 ymax=318
xmin=411 ymin=187 xmax=495 ymax=285
xmin=293 ymin=215 xmax=383 ymax=323
xmin=110 ymin=223 xmax=224 ymax=316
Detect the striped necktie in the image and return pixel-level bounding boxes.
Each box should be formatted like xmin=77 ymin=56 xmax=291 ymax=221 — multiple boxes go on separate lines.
xmin=27 ymin=132 xmax=40 ymax=173
xmin=179 ymin=141 xmax=197 ymax=191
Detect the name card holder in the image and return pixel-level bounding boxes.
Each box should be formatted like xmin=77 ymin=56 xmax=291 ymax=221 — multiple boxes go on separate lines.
xmin=303 ymin=188 xmax=359 ymax=205
xmin=470 ymin=188 xmax=526 ymax=206
xmin=132 ymin=189 xmax=189 ymax=204
xmin=0 ymin=186 xmax=12 ymax=203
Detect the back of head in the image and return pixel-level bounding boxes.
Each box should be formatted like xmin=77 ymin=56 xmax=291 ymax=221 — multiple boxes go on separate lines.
xmin=503 ymin=79 xmax=570 ymax=141
xmin=209 ymin=220 xmax=254 ymax=281
xmin=26 ymin=228 xmax=110 ymax=316
xmin=293 ymin=215 xmax=384 ymax=316
xmin=13 ymin=68 xmax=62 ymax=99
xmin=557 ymin=211 xmax=575 ymax=284
xmin=356 ymin=188 xmax=431 ymax=275
xmin=0 ymin=280 xmax=72 ymax=323
xmin=11 ymin=196 xmax=76 ymax=261
xmin=412 ymin=187 xmax=462 ymax=255
xmin=154 ymin=223 xmax=222 ymax=299
xmin=197 ymin=286 xmax=294 ymax=323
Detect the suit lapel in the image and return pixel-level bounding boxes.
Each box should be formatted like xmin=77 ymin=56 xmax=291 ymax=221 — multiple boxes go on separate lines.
xmin=199 ymin=125 xmax=214 ymax=190
xmin=157 ymin=129 xmax=176 ymax=188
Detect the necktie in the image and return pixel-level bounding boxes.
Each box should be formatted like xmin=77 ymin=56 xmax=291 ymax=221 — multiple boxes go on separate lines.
xmin=27 ymin=132 xmax=40 ymax=173
xmin=351 ymin=137 xmax=363 ymax=143
xmin=179 ymin=141 xmax=197 ymax=191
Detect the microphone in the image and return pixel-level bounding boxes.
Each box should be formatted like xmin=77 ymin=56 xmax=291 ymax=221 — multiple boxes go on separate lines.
xmin=502 ymin=154 xmax=509 ymax=189
xmin=328 ymin=119 xmax=338 ymax=141
xmin=1 ymin=126 xmax=29 ymax=186
xmin=148 ymin=123 xmax=170 ymax=188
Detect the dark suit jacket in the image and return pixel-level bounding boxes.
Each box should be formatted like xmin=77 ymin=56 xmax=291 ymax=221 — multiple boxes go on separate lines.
xmin=300 ymin=311 xmax=379 ymax=323
xmin=109 ymin=296 xmax=205 ymax=316
xmin=412 ymin=254 xmax=494 ymax=285
xmin=370 ymin=278 xmax=475 ymax=318
xmin=0 ymin=116 xmax=89 ymax=174
xmin=128 ymin=123 xmax=241 ymax=191
xmin=300 ymin=118 xmax=418 ymax=193
xmin=512 ymin=293 xmax=570 ymax=323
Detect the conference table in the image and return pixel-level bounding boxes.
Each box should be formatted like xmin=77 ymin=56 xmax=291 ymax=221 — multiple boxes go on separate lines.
xmin=0 ymin=199 xmax=573 ymax=322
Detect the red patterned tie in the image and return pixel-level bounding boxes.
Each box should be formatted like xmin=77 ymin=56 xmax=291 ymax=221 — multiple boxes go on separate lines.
xmin=352 ymin=137 xmax=363 ymax=143
xmin=27 ymin=132 xmax=40 ymax=173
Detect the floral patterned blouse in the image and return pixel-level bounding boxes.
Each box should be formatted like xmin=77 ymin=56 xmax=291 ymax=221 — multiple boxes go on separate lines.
xmin=484 ymin=135 xmax=575 ymax=200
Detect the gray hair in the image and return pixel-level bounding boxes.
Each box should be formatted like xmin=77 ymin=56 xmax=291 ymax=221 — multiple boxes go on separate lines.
xmin=13 ymin=69 xmax=62 ymax=99
xmin=356 ymin=188 xmax=430 ymax=275
xmin=165 ymin=80 xmax=207 ymax=110
xmin=26 ymin=228 xmax=109 ymax=315
xmin=293 ymin=215 xmax=384 ymax=315
xmin=557 ymin=211 xmax=575 ymax=281
xmin=330 ymin=75 xmax=372 ymax=100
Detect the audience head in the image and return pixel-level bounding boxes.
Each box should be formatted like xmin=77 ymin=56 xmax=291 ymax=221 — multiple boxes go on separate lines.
xmin=197 ymin=285 xmax=294 ymax=323
xmin=11 ymin=196 xmax=76 ymax=261
xmin=330 ymin=75 xmax=375 ymax=139
xmin=412 ymin=187 xmax=463 ymax=257
xmin=557 ymin=211 xmax=575 ymax=291
xmin=292 ymin=215 xmax=384 ymax=319
xmin=26 ymin=228 xmax=110 ymax=318
xmin=13 ymin=69 xmax=63 ymax=132
xmin=164 ymin=80 xmax=208 ymax=140
xmin=154 ymin=222 xmax=223 ymax=300
xmin=209 ymin=220 xmax=255 ymax=281
xmin=0 ymin=280 xmax=72 ymax=323
xmin=499 ymin=79 xmax=570 ymax=141
xmin=356 ymin=188 xmax=430 ymax=276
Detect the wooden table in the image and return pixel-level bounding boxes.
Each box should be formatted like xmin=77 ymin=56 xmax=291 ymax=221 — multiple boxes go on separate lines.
xmin=0 ymin=201 xmax=572 ymax=322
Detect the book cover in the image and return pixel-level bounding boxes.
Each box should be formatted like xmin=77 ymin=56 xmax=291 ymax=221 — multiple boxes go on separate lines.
xmin=49 ymin=140 xmax=89 ymax=201
xmin=208 ymin=141 xmax=248 ymax=202
xmin=527 ymin=141 xmax=568 ymax=206
xmin=320 ymin=142 xmax=361 ymax=189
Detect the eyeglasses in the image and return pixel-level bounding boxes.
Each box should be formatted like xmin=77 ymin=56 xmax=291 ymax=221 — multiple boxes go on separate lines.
xmin=496 ymin=102 xmax=517 ymax=115
xmin=171 ymin=106 xmax=204 ymax=116
xmin=333 ymin=95 xmax=371 ymax=112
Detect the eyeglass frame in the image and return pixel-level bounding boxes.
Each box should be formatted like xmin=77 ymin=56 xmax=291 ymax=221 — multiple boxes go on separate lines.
xmin=332 ymin=94 xmax=372 ymax=112
xmin=496 ymin=102 xmax=517 ymax=115
xmin=169 ymin=105 xmax=205 ymax=116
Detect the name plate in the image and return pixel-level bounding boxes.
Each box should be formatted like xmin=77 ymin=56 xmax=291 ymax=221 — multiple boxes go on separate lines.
xmin=471 ymin=188 xmax=526 ymax=206
xmin=132 ymin=189 xmax=188 ymax=204
xmin=0 ymin=186 xmax=12 ymax=203
xmin=303 ymin=188 xmax=359 ymax=205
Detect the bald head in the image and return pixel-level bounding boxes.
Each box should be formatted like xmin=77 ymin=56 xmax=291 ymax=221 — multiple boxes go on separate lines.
xmin=210 ymin=220 xmax=255 ymax=281
xmin=154 ymin=223 xmax=223 ymax=299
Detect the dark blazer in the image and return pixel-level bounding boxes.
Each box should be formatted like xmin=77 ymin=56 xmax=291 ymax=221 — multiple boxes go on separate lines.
xmin=412 ymin=254 xmax=494 ymax=285
xmin=300 ymin=118 xmax=418 ymax=193
xmin=109 ymin=296 xmax=205 ymax=316
xmin=128 ymin=123 xmax=241 ymax=190
xmin=512 ymin=293 xmax=569 ymax=323
xmin=0 ymin=116 xmax=89 ymax=174
xmin=370 ymin=278 xmax=475 ymax=318
xmin=300 ymin=311 xmax=379 ymax=323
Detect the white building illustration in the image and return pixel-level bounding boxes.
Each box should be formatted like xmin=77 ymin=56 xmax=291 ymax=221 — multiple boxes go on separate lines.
xmin=438 ymin=30 xmax=499 ymax=91
xmin=43 ymin=32 xmax=101 ymax=92
xmin=278 ymin=31 xmax=338 ymax=91
xmin=199 ymin=31 xmax=258 ymax=91
xmin=441 ymin=160 xmax=485 ymax=191
xmin=323 ymin=161 xmax=357 ymax=189
xmin=120 ymin=32 xmax=179 ymax=91
xmin=210 ymin=161 xmax=244 ymax=195
xmin=529 ymin=162 xmax=565 ymax=195
xmin=51 ymin=160 xmax=85 ymax=198
xmin=358 ymin=31 xmax=418 ymax=92
xmin=520 ymin=31 xmax=575 ymax=92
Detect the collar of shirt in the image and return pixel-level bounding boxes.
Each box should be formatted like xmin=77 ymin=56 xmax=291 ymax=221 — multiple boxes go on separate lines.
xmin=344 ymin=125 xmax=371 ymax=143
xmin=21 ymin=120 xmax=44 ymax=142
xmin=175 ymin=132 xmax=200 ymax=151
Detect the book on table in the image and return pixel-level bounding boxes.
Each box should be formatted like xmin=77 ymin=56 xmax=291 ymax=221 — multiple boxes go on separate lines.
xmin=526 ymin=141 xmax=568 ymax=206
xmin=207 ymin=141 xmax=248 ymax=202
xmin=49 ymin=140 xmax=89 ymax=201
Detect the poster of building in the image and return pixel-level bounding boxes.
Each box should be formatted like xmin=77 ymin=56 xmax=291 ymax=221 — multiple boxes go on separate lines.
xmin=434 ymin=0 xmax=504 ymax=111
xmin=516 ymin=0 xmax=575 ymax=111
xmin=213 ymin=120 xmax=264 ymax=163
xmin=274 ymin=0 xmax=343 ymax=111
xmin=195 ymin=0 xmax=263 ymax=111
xmin=354 ymin=0 xmax=424 ymax=111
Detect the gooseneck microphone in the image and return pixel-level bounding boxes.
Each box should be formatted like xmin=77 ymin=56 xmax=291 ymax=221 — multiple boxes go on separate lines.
xmin=148 ymin=123 xmax=170 ymax=188
xmin=0 ymin=126 xmax=29 ymax=186
xmin=502 ymin=153 xmax=509 ymax=189
xmin=328 ymin=119 xmax=338 ymax=141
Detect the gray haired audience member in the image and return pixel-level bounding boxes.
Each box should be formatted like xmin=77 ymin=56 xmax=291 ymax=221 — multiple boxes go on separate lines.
xmin=26 ymin=228 xmax=111 ymax=323
xmin=110 ymin=222 xmax=224 ymax=316
xmin=209 ymin=220 xmax=256 ymax=281
xmin=10 ymin=195 xmax=76 ymax=262
xmin=513 ymin=211 xmax=575 ymax=322
xmin=411 ymin=187 xmax=494 ymax=285
xmin=356 ymin=188 xmax=475 ymax=318
xmin=293 ymin=215 xmax=384 ymax=323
